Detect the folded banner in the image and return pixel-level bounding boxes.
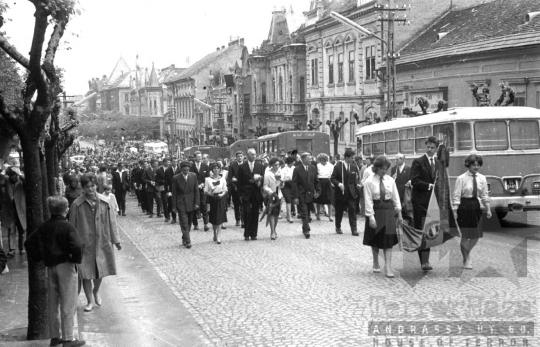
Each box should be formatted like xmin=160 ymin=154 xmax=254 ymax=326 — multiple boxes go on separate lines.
xmin=398 ymin=142 xmax=461 ymax=252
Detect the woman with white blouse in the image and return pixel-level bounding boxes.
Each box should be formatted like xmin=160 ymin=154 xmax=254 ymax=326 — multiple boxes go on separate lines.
xmin=362 ymin=155 xmax=403 ymax=278
xmin=280 ymin=156 xmax=296 ymax=223
xmin=204 ymin=163 xmax=228 ymax=244
xmin=263 ymin=157 xmax=284 ymax=240
xmin=314 ymin=153 xmax=334 ymax=222
xmin=452 ymin=154 xmax=491 ymax=270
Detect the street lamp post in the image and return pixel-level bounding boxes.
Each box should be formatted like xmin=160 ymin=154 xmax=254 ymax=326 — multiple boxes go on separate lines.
xmin=326 ymin=117 xmax=348 ymax=157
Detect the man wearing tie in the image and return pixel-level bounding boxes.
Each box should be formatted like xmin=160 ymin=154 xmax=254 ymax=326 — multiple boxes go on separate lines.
xmin=237 ymin=148 xmax=264 ymax=241
xmin=228 ymin=151 xmax=245 ymax=227
xmin=331 ymin=149 xmax=361 ymax=236
xmin=157 ymin=158 xmax=170 ymax=223
xmin=165 ymin=157 xmax=181 ymax=224
xmin=142 ymin=159 xmax=162 ymax=218
xmin=112 ymin=162 xmax=130 ymax=216
xmin=190 ymin=151 xmax=209 ymax=231
xmin=411 ymin=136 xmax=439 ymax=271
xmin=292 ymin=152 xmax=321 ymax=239
xmin=172 ymin=161 xmax=200 ymax=249
xmin=390 ymin=153 xmax=411 ymax=205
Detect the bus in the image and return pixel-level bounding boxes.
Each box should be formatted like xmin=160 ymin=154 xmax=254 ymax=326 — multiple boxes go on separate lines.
xmin=143 ymin=141 xmax=168 ymax=155
xmin=183 ymin=145 xmax=229 ymax=160
xmin=256 ymin=131 xmax=330 ymax=158
xmin=356 ymin=107 xmax=540 ymax=219
xmin=228 ymin=139 xmax=258 ymax=158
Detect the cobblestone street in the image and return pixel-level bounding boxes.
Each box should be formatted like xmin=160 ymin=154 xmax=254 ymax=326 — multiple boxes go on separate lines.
xmin=113 ymin=196 xmax=540 ymax=347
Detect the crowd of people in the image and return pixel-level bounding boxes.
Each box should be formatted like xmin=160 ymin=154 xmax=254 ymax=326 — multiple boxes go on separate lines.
xmin=0 ymin=135 xmax=492 ymax=346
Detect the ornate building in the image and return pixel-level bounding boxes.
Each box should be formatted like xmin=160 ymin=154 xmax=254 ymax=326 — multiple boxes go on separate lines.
xmin=302 ymin=0 xmax=457 ymax=154
xmin=99 ymin=57 xmax=132 ymax=115
xmin=164 ymin=39 xmax=248 ymax=147
xmin=248 ymin=8 xmax=307 ymax=137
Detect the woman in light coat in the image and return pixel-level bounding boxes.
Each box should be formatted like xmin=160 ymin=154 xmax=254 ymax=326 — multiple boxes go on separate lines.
xmin=69 ymin=173 xmax=121 ymax=312
xmin=263 ymin=157 xmax=284 ymax=240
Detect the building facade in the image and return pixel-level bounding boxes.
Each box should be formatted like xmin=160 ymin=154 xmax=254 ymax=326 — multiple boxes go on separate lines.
xmin=165 ymin=39 xmax=248 ymax=148
xmin=302 ymin=0 xmax=458 ymax=154
xmin=396 ymin=0 xmax=540 ymax=113
xmin=248 ymin=9 xmax=308 ymax=137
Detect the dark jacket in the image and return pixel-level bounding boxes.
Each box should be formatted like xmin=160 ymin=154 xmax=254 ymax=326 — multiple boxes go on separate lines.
xmin=331 ymin=161 xmax=360 ymax=201
xmin=24 ymin=215 xmax=84 ymax=267
xmin=171 ymin=172 xmax=200 ymax=212
xmin=292 ymin=164 xmax=321 ymax=203
xmin=112 ymin=169 xmax=130 ymax=193
xmin=390 ymin=164 xmax=411 ymax=203
xmin=411 ymin=155 xmax=439 ymax=206
xmin=165 ymin=166 xmax=181 ymax=193
xmin=227 ymin=160 xmax=243 ymax=192
xmin=237 ymin=160 xmax=264 ymax=203
xmin=190 ymin=162 xmax=209 ymax=186
xmin=155 ymin=167 xmax=166 ymax=188
xmin=142 ymin=167 xmax=158 ymax=192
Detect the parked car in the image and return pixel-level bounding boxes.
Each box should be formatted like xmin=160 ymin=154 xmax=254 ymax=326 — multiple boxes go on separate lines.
xmin=70 ymin=155 xmax=85 ymax=165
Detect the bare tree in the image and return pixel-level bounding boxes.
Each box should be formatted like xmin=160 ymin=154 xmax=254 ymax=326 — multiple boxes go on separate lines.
xmin=0 ymin=0 xmax=79 ymax=339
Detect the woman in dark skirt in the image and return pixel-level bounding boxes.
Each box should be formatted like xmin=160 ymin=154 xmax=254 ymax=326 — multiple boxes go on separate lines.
xmin=280 ymin=156 xmax=295 ymax=223
xmin=452 ymin=154 xmax=491 ymax=270
xmin=314 ymin=153 xmax=334 ymax=221
xmin=362 ymin=155 xmax=403 ymax=278
xmin=204 ymin=163 xmax=228 ymax=244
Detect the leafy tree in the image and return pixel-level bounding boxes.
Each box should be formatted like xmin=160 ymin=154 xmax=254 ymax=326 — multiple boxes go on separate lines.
xmin=0 ymin=48 xmax=23 ymax=162
xmin=0 ymin=0 xmax=80 ymax=339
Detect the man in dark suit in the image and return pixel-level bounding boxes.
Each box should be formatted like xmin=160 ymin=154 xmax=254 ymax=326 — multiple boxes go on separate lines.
xmin=237 ymin=148 xmax=264 ymax=241
xmin=157 ymin=159 xmax=170 ymax=222
xmin=292 ymin=152 xmax=321 ymax=239
xmin=171 ymin=161 xmax=200 ymax=249
xmin=165 ymin=157 xmax=181 ymax=224
xmin=228 ymin=151 xmax=245 ymax=227
xmin=411 ymin=136 xmax=439 ymax=271
xmin=331 ymin=149 xmax=361 ymax=236
xmin=132 ymin=160 xmax=146 ymax=213
xmin=391 ymin=153 xmax=411 ymax=204
xmin=112 ymin=162 xmax=130 ymax=216
xmin=142 ymin=159 xmax=163 ymax=218
xmin=190 ymin=151 xmax=209 ymax=231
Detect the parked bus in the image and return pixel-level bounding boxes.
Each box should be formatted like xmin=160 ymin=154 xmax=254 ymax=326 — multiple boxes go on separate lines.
xmin=228 ymin=139 xmax=258 ymax=158
xmin=356 ymin=107 xmax=540 ymax=219
xmin=183 ymin=145 xmax=229 ymax=159
xmin=143 ymin=141 xmax=168 ymax=155
xmin=256 ymin=131 xmax=330 ymax=158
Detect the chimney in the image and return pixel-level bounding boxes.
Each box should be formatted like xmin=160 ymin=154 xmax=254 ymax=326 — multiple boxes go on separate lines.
xmin=171 ymin=64 xmax=175 ymax=69
xmin=217 ymin=47 xmax=220 ymax=51
xmin=240 ymin=38 xmax=244 ymax=46
xmin=222 ymin=45 xmax=225 ymax=49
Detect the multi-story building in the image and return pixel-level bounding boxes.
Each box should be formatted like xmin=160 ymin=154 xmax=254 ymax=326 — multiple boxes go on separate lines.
xmin=302 ymin=0 xmax=461 ymax=154
xmin=130 ymin=63 xmax=163 ymax=117
xmin=396 ymin=0 xmax=540 ymax=112
xmin=249 ymin=8 xmax=307 ymax=137
xmin=164 ymin=39 xmax=248 ymax=147
xmin=99 ymin=57 xmax=132 ymax=115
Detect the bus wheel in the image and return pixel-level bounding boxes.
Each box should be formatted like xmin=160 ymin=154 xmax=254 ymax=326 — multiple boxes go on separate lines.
xmin=495 ymin=210 xmax=508 ymax=220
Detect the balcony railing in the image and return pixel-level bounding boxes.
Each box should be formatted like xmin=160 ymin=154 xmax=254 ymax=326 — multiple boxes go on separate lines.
xmin=252 ymin=103 xmax=306 ymax=115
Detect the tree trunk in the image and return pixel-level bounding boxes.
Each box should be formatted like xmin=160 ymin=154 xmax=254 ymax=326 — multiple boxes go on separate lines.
xmin=22 ymin=137 xmax=49 ymax=340
xmin=333 ymin=131 xmax=339 ymax=157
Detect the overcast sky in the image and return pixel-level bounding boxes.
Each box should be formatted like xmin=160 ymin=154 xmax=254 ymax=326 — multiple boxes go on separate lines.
xmin=2 ymin=0 xmax=310 ymax=96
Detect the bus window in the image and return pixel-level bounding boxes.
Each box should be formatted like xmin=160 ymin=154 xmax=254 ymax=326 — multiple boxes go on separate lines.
xmin=296 ymin=139 xmax=312 ymax=153
xmin=475 ymin=121 xmax=508 ymax=151
xmin=510 ymin=120 xmax=540 ymax=150
xmin=399 ymin=128 xmax=414 ymax=154
xmin=362 ymin=134 xmax=370 ymax=144
xmin=272 ymin=140 xmax=277 ymax=153
xmin=415 ymin=126 xmax=432 ymax=153
xmin=363 ymin=143 xmax=372 ymax=156
xmin=385 ymin=131 xmax=398 ymax=155
xmin=373 ymin=143 xmax=384 ymax=156
xmin=433 ymin=123 xmax=455 ymax=151
xmin=456 ymin=122 xmax=472 ymax=151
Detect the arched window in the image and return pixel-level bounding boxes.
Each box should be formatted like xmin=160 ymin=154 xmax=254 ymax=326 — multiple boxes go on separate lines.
xmin=279 ymin=75 xmax=283 ymax=101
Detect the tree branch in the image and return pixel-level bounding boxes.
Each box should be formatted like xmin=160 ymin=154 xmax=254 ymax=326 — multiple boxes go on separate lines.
xmin=44 ymin=9 xmax=67 ymax=66
xmin=0 ymin=33 xmax=31 ymax=70
xmin=28 ymin=1 xmax=49 ymax=92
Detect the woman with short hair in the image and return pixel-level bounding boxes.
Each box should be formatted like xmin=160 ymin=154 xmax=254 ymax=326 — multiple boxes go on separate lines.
xmin=452 ymin=154 xmax=491 ymax=270
xmin=362 ymin=155 xmax=402 ymax=278
xmin=204 ymin=162 xmax=228 ymax=244
xmin=263 ymin=157 xmax=284 ymax=239
xmin=280 ymin=156 xmax=296 ymax=223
